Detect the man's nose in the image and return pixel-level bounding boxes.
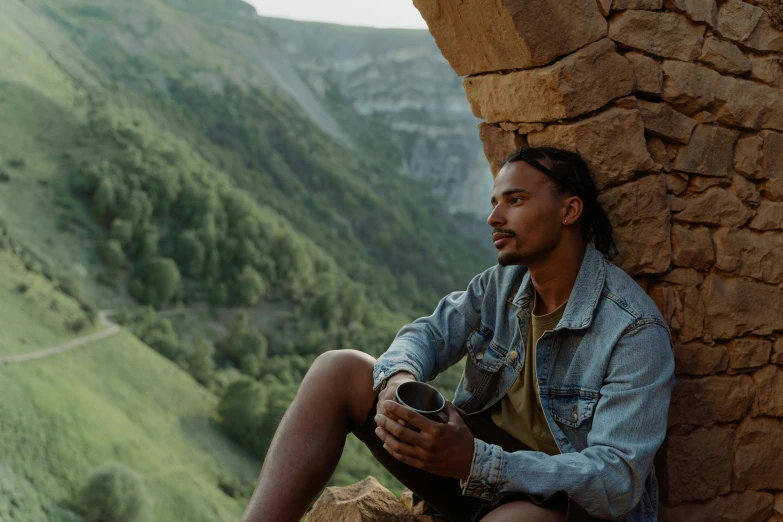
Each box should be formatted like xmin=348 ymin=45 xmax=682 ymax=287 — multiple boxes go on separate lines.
xmin=487 ymin=205 xmax=505 ymax=227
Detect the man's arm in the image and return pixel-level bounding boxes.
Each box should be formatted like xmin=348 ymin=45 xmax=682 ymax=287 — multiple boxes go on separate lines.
xmin=372 ymin=266 xmax=496 ymax=390
xmin=461 ymin=322 xmax=675 ymax=519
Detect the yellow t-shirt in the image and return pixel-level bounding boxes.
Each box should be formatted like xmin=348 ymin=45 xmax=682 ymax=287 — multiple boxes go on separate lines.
xmin=490 ymin=295 xmax=565 ymax=455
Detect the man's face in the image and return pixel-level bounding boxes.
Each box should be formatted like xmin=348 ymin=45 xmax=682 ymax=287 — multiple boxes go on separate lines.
xmin=487 ymin=160 xmax=566 ymax=266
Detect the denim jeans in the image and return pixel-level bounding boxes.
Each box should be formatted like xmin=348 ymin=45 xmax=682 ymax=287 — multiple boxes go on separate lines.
xmin=351 ymin=393 xmax=599 ymax=522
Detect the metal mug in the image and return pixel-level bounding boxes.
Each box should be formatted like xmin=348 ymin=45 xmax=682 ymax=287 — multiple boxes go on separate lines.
xmin=395 ymin=381 xmax=449 ymax=425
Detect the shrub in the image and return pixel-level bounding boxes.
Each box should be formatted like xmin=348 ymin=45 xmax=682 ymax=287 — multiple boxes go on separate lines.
xmin=76 ymin=462 xmax=150 ymax=522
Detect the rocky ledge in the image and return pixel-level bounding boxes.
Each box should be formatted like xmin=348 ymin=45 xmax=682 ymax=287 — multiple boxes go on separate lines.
xmin=307 ymin=477 xmax=443 ymax=522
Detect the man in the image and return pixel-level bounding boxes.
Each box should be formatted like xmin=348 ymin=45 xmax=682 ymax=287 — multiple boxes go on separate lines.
xmin=241 ymin=147 xmax=675 ymax=522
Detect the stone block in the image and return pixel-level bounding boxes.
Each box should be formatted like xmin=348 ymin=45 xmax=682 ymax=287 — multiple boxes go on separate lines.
xmin=701 ymin=274 xmax=783 ymax=339
xmin=662 ymin=61 xmax=783 ymax=130
xmin=649 ymin=283 xmax=703 ymax=341
xmin=413 ymin=0 xmax=608 ymax=76
xmin=762 ymin=130 xmax=783 ymax=179
xmin=687 ymin=175 xmax=730 ymax=193
xmin=668 ymin=374 xmax=755 ymax=426
xmin=663 ymin=0 xmax=718 ymax=27
xmin=764 ymin=178 xmax=783 ymax=200
xmin=735 ymin=134 xmax=765 ymax=179
xmin=713 ymin=227 xmax=783 ymax=284
xmin=307 ymin=477 xmax=417 ymax=522
xmin=674 ymin=342 xmax=729 ymax=375
xmin=527 ymin=107 xmax=653 ymax=189
xmin=668 ymin=491 xmax=774 ymax=522
xmin=773 ymin=338 xmax=783 ymax=364
xmin=665 ymin=426 xmax=734 ymax=505
xmin=624 ymin=52 xmax=663 ymax=95
xmin=478 ymin=124 xmax=526 ymax=176
xmin=749 ymin=200 xmax=783 ymax=230
xmin=662 ymin=60 xmax=721 ymax=115
xmin=717 ymin=0 xmax=765 ymax=42
xmin=671 ymin=224 xmax=714 ymax=270
xmin=597 ymin=0 xmax=613 ymax=16
xmin=752 ymin=364 xmax=783 ymax=417
xmin=648 ymin=137 xmax=673 ymax=172
xmin=731 ymin=174 xmax=761 ymax=205
xmin=608 ymin=10 xmax=706 ymax=61
xmin=750 ymin=55 xmax=783 ymax=86
xmin=673 ymin=124 xmax=739 ymax=176
xmin=726 ymin=338 xmax=772 ymax=371
xmin=744 ymin=11 xmax=783 ymax=53
xmin=637 ymin=100 xmax=698 ymax=144
xmin=611 ymin=0 xmax=663 ymax=9
xmin=598 ymin=176 xmax=671 ymax=275
xmin=714 ymin=75 xmax=783 ymax=131
xmin=463 ymin=39 xmax=635 ymax=124
xmin=698 ymin=36 xmax=752 ymax=76
xmin=672 ymin=188 xmax=752 ymax=227
xmin=733 ymin=416 xmax=783 ymax=490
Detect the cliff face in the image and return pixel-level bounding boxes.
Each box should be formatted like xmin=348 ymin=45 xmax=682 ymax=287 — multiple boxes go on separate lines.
xmin=258 ymin=18 xmax=493 ymax=221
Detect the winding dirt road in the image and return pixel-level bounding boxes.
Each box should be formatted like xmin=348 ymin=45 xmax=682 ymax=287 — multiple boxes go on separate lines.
xmin=0 ymin=311 xmax=120 ymax=365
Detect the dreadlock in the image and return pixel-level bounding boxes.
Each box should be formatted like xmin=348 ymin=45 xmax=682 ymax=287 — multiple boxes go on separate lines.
xmin=502 ymin=147 xmax=618 ymax=259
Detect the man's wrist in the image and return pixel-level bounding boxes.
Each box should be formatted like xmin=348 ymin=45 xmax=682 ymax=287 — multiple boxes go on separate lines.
xmin=380 ymin=371 xmax=416 ymax=390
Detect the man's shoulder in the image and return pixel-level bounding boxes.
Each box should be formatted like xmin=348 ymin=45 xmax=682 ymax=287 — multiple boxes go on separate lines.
xmin=600 ymin=261 xmax=668 ymax=330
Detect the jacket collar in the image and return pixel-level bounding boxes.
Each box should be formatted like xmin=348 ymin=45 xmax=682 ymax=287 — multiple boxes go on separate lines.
xmin=511 ymin=244 xmax=607 ymax=331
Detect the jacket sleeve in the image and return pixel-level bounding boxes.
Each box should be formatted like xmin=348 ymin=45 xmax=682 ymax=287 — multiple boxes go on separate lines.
xmin=461 ymin=321 xmax=675 ymax=519
xmin=372 ymin=266 xmax=496 ymax=390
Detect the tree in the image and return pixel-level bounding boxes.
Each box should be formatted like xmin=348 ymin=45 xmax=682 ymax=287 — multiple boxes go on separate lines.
xmin=132 ymin=257 xmax=180 ymax=307
xmin=110 ymin=218 xmax=134 ymax=247
xmin=77 ymin=462 xmax=150 ymax=522
xmin=219 ymin=312 xmax=268 ymax=372
xmin=91 ymin=177 xmax=115 ymax=219
xmin=175 ymin=230 xmax=206 ymax=277
xmin=101 ymin=240 xmax=126 ymax=268
xmin=235 ymin=265 xmax=266 ymax=306
xmin=187 ymin=335 xmax=216 ymax=385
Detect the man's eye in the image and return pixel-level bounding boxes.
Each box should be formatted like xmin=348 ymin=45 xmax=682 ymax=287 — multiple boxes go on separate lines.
xmin=512 ymin=197 xmax=523 ymax=204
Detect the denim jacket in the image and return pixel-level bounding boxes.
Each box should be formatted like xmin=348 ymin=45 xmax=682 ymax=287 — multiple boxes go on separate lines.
xmin=373 ymin=245 xmax=675 ymax=521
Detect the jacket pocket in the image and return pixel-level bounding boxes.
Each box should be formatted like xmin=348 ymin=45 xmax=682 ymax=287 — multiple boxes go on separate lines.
xmin=549 ymin=393 xmax=598 ymax=428
xmin=466 ymin=326 xmax=507 ymax=372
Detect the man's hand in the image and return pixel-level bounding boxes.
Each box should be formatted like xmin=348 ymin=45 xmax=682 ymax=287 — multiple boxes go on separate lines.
xmin=376 ymin=371 xmax=417 ymax=424
xmin=374 ymin=399 xmax=475 ymax=480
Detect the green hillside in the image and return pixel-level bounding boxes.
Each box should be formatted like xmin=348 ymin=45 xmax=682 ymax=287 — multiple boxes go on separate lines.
xmin=0 ymin=331 xmax=260 ymax=522
xmin=0 ymin=0 xmax=489 ymax=518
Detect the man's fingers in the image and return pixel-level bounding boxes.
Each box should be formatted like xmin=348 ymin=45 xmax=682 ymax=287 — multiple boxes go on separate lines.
xmin=383 ymin=400 xmax=434 ymax=432
xmin=383 ymin=443 xmax=428 ymax=470
xmin=378 ymin=428 xmax=426 ymax=461
xmin=375 ymin=413 xmax=425 ymax=446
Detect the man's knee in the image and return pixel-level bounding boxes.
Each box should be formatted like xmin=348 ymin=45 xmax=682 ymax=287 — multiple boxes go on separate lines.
xmin=308 ymin=349 xmax=377 ymax=424
xmin=309 ymin=349 xmax=375 ymax=381
xmin=478 ymin=501 xmax=567 ymax=522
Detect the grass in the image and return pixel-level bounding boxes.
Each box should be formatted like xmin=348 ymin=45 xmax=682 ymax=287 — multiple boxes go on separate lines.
xmin=0 ymin=331 xmax=260 ymax=522
xmin=0 ymin=250 xmax=99 ymax=356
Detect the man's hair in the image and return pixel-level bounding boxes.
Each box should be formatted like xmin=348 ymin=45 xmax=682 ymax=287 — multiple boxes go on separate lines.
xmin=502 ymin=147 xmax=618 ymax=258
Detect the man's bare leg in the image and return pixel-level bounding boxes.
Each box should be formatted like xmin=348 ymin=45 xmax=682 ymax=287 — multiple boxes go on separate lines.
xmin=240 ymin=349 xmax=377 ymax=522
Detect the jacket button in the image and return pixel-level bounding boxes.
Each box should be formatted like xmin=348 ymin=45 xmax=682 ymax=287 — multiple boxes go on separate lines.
xmin=476 ymin=352 xmax=484 ymax=360
xmin=539 ymin=378 xmax=545 ymax=384
xmin=508 ymin=350 xmax=518 ymax=361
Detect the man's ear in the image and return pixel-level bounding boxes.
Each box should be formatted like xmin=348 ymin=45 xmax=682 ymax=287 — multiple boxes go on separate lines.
xmin=563 ymin=196 xmax=584 ymax=224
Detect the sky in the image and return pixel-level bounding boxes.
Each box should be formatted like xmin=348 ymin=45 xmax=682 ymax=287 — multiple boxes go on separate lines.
xmin=244 ymin=0 xmax=429 ymax=29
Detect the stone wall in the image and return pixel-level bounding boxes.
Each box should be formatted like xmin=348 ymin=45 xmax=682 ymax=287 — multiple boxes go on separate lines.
xmin=413 ymin=1 xmax=783 ymax=520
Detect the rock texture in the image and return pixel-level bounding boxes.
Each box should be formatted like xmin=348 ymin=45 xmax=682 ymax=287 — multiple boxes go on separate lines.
xmin=463 ymin=39 xmax=635 ymax=124
xmin=413 ymin=0 xmax=607 ymax=76
xmin=307 ymin=477 xmax=419 ymax=522
xmin=416 ymin=0 xmax=783 ymax=517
